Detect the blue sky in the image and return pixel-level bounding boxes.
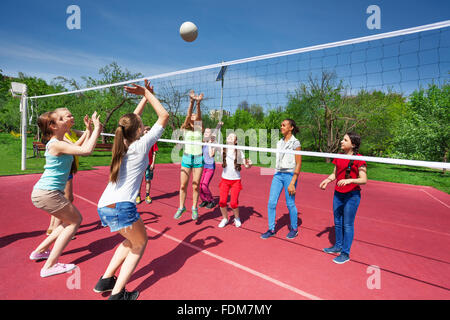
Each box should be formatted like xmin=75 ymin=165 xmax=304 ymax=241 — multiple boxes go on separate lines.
xmin=0 ymin=0 xmax=449 ymax=111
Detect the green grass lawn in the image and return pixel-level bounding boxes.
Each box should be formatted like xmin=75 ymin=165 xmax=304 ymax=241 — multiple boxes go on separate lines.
xmin=1 ymin=133 xmax=448 ymax=193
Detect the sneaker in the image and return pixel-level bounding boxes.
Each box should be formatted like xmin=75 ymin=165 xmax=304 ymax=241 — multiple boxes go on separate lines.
xmin=29 ymin=249 xmax=51 ymax=260
xmin=199 ymin=201 xmax=209 ymax=208
xmin=333 ymin=253 xmax=350 ymax=264
xmin=145 ymin=195 xmax=152 ymax=204
xmin=135 ymin=195 xmax=141 ymax=204
xmin=234 ymin=218 xmax=242 ymax=228
xmin=108 ymin=288 xmax=139 ymax=300
xmin=192 ymin=207 xmax=199 ymax=220
xmin=174 ymin=207 xmax=186 ymax=219
xmin=218 ymin=218 xmax=228 ymax=228
xmin=206 ymin=201 xmax=216 ymax=209
xmin=40 ymin=263 xmax=76 ymax=278
xmin=323 ymin=246 xmax=342 ymax=254
xmin=260 ymin=229 xmax=275 ymax=239
xmin=93 ymin=275 xmax=117 ymax=293
xmin=286 ymin=229 xmax=298 ymax=239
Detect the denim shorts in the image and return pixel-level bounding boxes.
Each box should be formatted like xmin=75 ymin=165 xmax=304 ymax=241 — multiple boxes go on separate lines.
xmin=97 ymin=201 xmax=140 ymax=232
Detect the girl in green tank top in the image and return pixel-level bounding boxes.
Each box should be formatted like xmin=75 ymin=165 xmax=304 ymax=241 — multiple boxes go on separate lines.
xmin=175 ymin=90 xmax=205 ymax=221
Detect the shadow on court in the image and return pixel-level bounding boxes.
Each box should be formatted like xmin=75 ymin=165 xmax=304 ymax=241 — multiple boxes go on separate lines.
xmin=131 ymin=226 xmax=223 ymax=294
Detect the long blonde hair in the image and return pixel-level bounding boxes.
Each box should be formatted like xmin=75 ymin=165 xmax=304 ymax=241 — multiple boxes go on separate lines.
xmin=109 ymin=113 xmax=142 ymax=183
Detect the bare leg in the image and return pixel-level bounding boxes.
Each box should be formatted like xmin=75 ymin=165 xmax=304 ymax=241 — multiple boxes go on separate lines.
xmin=179 ymin=167 xmax=191 ymax=208
xmin=220 ymin=206 xmax=228 ymax=220
xmin=111 ymin=219 xmax=148 ymax=295
xmin=102 ymin=239 xmax=132 ymax=279
xmin=191 ymin=167 xmax=203 ymax=208
xmin=40 ymin=204 xmax=82 ymax=270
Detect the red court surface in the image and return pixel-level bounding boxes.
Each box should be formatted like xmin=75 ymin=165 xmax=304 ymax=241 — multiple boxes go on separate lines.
xmin=0 ymin=163 xmax=449 ymax=300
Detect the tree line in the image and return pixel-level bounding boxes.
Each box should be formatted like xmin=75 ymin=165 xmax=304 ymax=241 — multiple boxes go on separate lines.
xmin=0 ymin=63 xmax=448 ymax=163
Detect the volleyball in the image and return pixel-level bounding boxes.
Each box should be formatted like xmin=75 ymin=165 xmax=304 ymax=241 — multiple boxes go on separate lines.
xmin=179 ymin=21 xmax=198 ymax=42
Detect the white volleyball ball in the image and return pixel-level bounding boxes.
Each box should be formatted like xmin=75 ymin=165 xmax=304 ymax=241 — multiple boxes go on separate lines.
xmin=179 ymin=21 xmax=198 ymax=42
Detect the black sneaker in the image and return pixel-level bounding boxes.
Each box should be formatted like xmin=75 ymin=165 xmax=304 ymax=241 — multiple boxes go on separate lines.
xmin=93 ymin=275 xmax=117 ymax=293
xmin=260 ymin=229 xmax=276 ymax=239
xmin=199 ymin=201 xmax=209 ymax=208
xmin=206 ymin=201 xmax=216 ymax=209
xmin=108 ymin=288 xmax=139 ymax=300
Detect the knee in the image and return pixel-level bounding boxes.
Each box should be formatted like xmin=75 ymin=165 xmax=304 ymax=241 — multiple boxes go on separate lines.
xmin=219 ymin=198 xmax=227 ymax=208
xmin=267 ymin=198 xmax=277 ymax=210
xmin=230 ymin=201 xmax=239 ymax=209
xmin=131 ymin=236 xmax=148 ymax=253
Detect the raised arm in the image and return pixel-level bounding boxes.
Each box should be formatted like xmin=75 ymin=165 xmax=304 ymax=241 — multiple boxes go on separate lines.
xmin=124 ymin=80 xmax=169 ymax=128
xmin=181 ymin=90 xmax=196 ymax=129
xmin=132 ymin=80 xmax=154 ymax=116
xmin=51 ymin=112 xmax=102 ymax=156
xmin=195 ymin=93 xmax=204 ymax=120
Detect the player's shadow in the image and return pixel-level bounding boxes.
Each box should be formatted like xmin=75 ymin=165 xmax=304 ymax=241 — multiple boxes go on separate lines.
xmin=131 ymin=226 xmax=223 ymax=294
xmin=315 ymin=226 xmax=336 ymax=245
xmin=75 ymin=220 xmax=103 ymax=236
xmin=0 ymin=230 xmax=45 ymax=249
xmin=64 ymin=227 xmax=171 ymax=266
xmin=150 ymin=191 xmax=179 ymax=201
xmin=274 ymin=211 xmax=303 ymax=233
xmin=139 ymin=211 xmax=162 ymax=225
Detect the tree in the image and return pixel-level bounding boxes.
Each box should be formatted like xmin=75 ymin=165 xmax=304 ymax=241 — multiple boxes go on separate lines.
xmin=392 ymin=84 xmax=449 ymax=164
xmin=286 ymin=71 xmax=367 ymax=159
xmin=53 ymin=62 xmax=143 ymax=142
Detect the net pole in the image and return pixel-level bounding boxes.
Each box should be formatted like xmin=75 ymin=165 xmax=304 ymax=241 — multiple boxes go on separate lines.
xmin=20 ymin=93 xmax=28 ymax=170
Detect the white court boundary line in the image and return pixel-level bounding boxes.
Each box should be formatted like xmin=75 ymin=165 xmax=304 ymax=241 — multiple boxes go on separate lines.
xmin=73 ymin=193 xmax=323 ymax=300
xmin=420 ymin=189 xmax=450 ymax=209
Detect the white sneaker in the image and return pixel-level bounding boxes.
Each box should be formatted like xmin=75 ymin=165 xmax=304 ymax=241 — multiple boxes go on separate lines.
xmin=234 ymin=218 xmax=242 ymax=228
xmin=218 ymin=218 xmax=228 ymax=228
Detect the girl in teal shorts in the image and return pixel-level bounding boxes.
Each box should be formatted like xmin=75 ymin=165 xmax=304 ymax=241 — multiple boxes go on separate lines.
xmin=174 ymin=90 xmax=204 ymax=221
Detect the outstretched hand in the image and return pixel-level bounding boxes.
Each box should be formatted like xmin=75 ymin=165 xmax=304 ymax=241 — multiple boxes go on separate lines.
xmin=83 ymin=115 xmax=92 ymax=131
xmin=91 ymin=111 xmax=102 ymax=131
xmin=196 ymin=93 xmax=204 ymax=102
xmin=124 ymin=83 xmax=146 ymax=96
xmin=144 ymin=79 xmax=154 ymax=94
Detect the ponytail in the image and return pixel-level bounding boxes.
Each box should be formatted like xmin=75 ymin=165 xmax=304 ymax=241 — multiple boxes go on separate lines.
xmin=109 ymin=113 xmax=142 ymax=183
xmin=110 ymin=126 xmax=128 ymax=183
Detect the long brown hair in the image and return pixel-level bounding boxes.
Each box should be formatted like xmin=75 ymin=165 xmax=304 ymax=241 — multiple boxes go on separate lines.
xmin=222 ymin=135 xmax=242 ymax=172
xmin=110 ymin=113 xmax=142 ymax=183
xmin=38 ymin=111 xmax=56 ymax=144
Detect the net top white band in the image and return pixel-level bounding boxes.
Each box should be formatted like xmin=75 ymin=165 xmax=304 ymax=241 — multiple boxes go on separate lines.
xmin=29 ymin=20 xmax=450 ymax=99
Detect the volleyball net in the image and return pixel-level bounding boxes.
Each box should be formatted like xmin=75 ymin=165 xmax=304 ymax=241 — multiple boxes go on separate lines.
xmin=21 ymin=20 xmax=450 ymax=170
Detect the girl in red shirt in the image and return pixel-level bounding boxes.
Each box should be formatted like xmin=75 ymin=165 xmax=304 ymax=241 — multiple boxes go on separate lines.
xmin=319 ymin=132 xmax=367 ymax=264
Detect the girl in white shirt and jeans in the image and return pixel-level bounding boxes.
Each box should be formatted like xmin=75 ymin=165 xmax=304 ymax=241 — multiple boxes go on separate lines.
xmin=261 ymin=119 xmax=302 ymax=240
xmin=94 ymin=81 xmax=169 ymax=300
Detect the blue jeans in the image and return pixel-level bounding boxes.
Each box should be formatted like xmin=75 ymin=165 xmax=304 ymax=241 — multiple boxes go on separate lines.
xmin=333 ymin=190 xmax=361 ymax=255
xmin=267 ymin=172 xmax=298 ymax=231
